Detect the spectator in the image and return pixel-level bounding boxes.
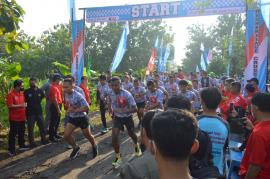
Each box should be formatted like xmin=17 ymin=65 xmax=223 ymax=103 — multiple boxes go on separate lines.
xmin=109 ymin=77 xmax=142 ymax=169
xmin=145 ymin=80 xmax=164 ymax=110
xmin=247 ymin=77 xmax=260 ymax=92
xmin=41 ymin=74 xmax=53 ymax=133
xmin=239 ymin=92 xmax=270 ymax=179
xmin=48 ymin=74 xmax=63 ymax=142
xmin=80 ymin=76 xmax=91 ymax=105
xmin=62 ymin=79 xmax=98 ymax=159
xmin=96 ymin=74 xmax=111 ymax=133
xmin=120 ymin=111 xmax=159 ymax=179
xmin=151 ymin=110 xmax=199 ymax=179
xmin=198 ymin=87 xmax=229 ymax=175
xmin=24 ymin=77 xmax=47 ymax=148
xmin=6 ymin=80 xmax=29 ymax=156
xmin=245 ymin=84 xmax=256 ymax=122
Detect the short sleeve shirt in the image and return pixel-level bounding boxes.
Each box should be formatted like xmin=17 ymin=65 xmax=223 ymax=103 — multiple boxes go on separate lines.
xmin=74 ymin=85 xmax=85 ymax=98
xmin=146 ymin=89 xmax=164 ymax=109
xmin=198 ymin=115 xmax=229 ymax=175
xmin=240 ymin=120 xmax=270 ymax=179
xmin=130 ymin=86 xmax=146 ymax=103
xmin=64 ymin=90 xmax=89 ymax=118
xmin=97 ymin=83 xmax=111 ymax=101
xmin=165 ymin=82 xmax=179 ymax=97
xmin=110 ymin=89 xmax=136 ymax=118
xmin=49 ymin=84 xmax=63 ymax=104
xmin=122 ymin=82 xmax=133 ymax=92
xmin=180 ymin=90 xmax=196 ymax=101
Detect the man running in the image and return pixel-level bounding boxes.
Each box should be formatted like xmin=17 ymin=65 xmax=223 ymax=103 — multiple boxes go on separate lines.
xmin=165 ymin=75 xmax=179 ymax=97
xmin=109 ymin=77 xmax=142 ymax=169
xmin=145 ymin=80 xmax=164 ymax=111
xmin=63 ymin=78 xmax=98 ymax=159
xmin=130 ymin=79 xmax=146 ymax=127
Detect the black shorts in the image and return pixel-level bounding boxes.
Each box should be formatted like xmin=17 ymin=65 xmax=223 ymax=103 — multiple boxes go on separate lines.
xmin=67 ymin=116 xmax=89 ymax=129
xmin=113 ymin=116 xmax=134 ymax=131
xmin=136 ymin=102 xmax=146 ymax=109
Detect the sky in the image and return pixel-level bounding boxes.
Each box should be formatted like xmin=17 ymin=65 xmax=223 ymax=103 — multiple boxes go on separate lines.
xmin=17 ymin=0 xmax=219 ymax=64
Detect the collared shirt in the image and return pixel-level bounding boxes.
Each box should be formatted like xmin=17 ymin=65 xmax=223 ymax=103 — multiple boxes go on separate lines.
xmin=130 ymin=86 xmax=146 ymax=103
xmin=64 ymin=90 xmax=89 ymax=118
xmin=240 ymin=120 xmax=270 ymax=179
xmin=146 ymin=89 xmax=164 ymax=109
xmin=109 ymin=89 xmax=136 ymax=118
xmin=165 ymin=82 xmax=179 ymax=97
xmin=24 ymin=87 xmax=45 ymax=116
xmin=6 ymin=90 xmax=26 ymax=121
xmin=80 ymin=83 xmax=91 ymax=104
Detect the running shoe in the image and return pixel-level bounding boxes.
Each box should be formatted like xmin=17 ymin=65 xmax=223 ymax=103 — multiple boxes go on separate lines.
xmin=8 ymin=151 xmax=16 ymax=157
xmin=135 ymin=144 xmax=142 ymax=157
xmin=70 ymin=146 xmax=80 ymax=159
xmin=55 ymin=135 xmax=63 ymax=140
xmin=101 ymin=128 xmax=109 ymax=134
xmin=92 ymin=145 xmax=99 ymax=158
xmin=112 ymin=157 xmax=122 ymax=169
xmin=18 ymin=146 xmax=30 ymax=151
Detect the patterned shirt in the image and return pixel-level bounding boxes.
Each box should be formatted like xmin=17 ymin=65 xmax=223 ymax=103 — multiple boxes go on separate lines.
xmin=130 ymin=86 xmax=146 ymax=103
xmin=180 ymin=90 xmax=196 ymax=102
xmin=165 ymin=82 xmax=179 ymax=97
xmin=74 ymin=85 xmax=85 ymax=98
xmin=110 ymin=89 xmax=136 ymax=118
xmin=97 ymin=83 xmax=111 ymax=101
xmin=122 ymin=82 xmax=133 ymax=92
xmin=146 ymin=89 xmax=164 ymax=109
xmin=65 ymin=90 xmax=89 ymax=118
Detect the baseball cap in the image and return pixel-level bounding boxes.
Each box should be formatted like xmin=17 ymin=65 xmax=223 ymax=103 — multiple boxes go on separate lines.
xmin=247 ymin=77 xmax=259 ymax=85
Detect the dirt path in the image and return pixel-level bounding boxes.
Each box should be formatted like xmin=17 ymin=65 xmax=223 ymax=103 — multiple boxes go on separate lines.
xmin=0 ymin=117 xmax=140 ymax=179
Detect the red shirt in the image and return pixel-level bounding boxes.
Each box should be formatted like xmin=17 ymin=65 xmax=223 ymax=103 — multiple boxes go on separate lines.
xmin=240 ymin=120 xmax=270 ymax=179
xmin=6 ymin=90 xmax=26 ymax=121
xmin=49 ymin=84 xmax=63 ymax=104
xmin=80 ymin=83 xmax=91 ymax=104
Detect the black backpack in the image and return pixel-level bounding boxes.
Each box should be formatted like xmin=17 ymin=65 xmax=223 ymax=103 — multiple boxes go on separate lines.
xmin=189 ymin=130 xmax=222 ymax=179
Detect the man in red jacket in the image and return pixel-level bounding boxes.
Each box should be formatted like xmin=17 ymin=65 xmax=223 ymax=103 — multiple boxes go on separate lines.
xmin=6 ymin=80 xmax=29 ymax=156
xmin=80 ymin=76 xmax=91 ymax=105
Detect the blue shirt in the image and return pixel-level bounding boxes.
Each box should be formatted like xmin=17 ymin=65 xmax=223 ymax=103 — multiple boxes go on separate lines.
xmin=110 ymin=89 xmax=136 ymax=118
xmin=198 ymin=115 xmax=229 ymax=175
xmin=180 ymin=90 xmax=196 ymax=101
xmin=165 ymin=82 xmax=179 ymax=97
xmin=65 ymin=90 xmax=89 ymax=118
xmin=130 ymin=86 xmax=146 ymax=103
xmin=97 ymin=83 xmax=111 ymax=101
xmin=122 ymin=82 xmax=133 ymax=91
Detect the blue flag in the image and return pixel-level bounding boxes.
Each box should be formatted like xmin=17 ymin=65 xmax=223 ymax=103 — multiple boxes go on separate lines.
xmin=160 ymin=44 xmax=170 ymax=72
xmin=260 ymin=0 xmax=270 ymax=31
xmin=154 ymin=37 xmax=159 ymax=48
xmin=110 ymin=22 xmax=129 ymax=72
xmin=157 ymin=38 xmax=163 ymax=72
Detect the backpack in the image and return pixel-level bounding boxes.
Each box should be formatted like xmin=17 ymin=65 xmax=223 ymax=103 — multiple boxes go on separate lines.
xmin=189 ymin=130 xmax=222 ymax=179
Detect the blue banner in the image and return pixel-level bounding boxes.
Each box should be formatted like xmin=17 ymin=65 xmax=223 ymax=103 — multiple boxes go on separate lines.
xmin=86 ymin=0 xmax=245 ymax=22
xmin=110 ymin=22 xmax=130 ymax=72
xmin=157 ymin=38 xmax=163 ymax=72
xmin=161 ymin=44 xmax=171 ymax=72
xmin=260 ymin=0 xmax=270 ymax=31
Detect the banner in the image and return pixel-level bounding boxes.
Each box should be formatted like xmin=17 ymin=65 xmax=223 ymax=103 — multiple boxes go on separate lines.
xmin=86 ymin=0 xmax=245 ymax=23
xmin=110 ymin=22 xmax=129 ymax=72
xmin=72 ymin=20 xmax=85 ymax=85
xmin=245 ymin=4 xmax=269 ymax=92
xmin=160 ymin=44 xmax=171 ymax=72
xmin=260 ymin=0 xmax=270 ymax=31
xmin=146 ymin=49 xmax=157 ymax=75
xmin=157 ymin=38 xmax=164 ymax=72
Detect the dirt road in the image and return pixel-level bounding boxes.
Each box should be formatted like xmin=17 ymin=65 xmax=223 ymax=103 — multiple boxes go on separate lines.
xmin=0 ymin=117 xmax=140 ymax=179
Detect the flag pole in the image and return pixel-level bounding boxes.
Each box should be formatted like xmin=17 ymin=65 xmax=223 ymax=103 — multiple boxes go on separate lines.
xmin=83 ymin=9 xmax=86 ymax=76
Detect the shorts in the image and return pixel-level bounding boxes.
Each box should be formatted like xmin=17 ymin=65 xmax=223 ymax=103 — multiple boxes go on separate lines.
xmin=113 ymin=116 xmax=134 ymax=131
xmin=136 ymin=101 xmax=146 ymax=109
xmin=67 ymin=116 xmax=89 ymax=129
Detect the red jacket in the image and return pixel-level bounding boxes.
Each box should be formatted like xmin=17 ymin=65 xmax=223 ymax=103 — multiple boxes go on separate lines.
xmin=80 ymin=83 xmax=91 ymax=104
xmin=6 ymin=90 xmax=26 ymax=121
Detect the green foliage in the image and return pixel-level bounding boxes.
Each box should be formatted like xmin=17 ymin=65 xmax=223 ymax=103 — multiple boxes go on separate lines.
xmin=0 ymin=0 xmax=28 ymax=53
xmin=182 ymin=14 xmax=245 ymax=76
xmin=52 ymin=61 xmax=71 ymax=76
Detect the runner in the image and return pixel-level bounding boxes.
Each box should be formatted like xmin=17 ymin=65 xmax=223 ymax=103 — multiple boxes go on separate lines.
xmin=108 ymin=77 xmax=142 ymax=168
xmin=145 ymin=80 xmax=164 ymax=110
xmin=178 ymin=80 xmax=196 ymax=102
xmin=62 ymin=78 xmax=98 ymax=159
xmin=165 ymin=75 xmax=179 ymax=97
xmin=97 ymin=74 xmax=111 ymax=133
xmin=130 ymin=79 xmax=146 ymax=127
xmin=122 ymin=75 xmax=133 ymax=92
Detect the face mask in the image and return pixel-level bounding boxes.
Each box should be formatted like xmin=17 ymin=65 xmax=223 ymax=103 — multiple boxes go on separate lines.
xmin=20 ymin=87 xmax=24 ymax=91
xmin=30 ymin=84 xmax=36 ymax=88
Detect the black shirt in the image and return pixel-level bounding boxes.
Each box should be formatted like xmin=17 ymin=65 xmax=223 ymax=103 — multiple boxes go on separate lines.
xmin=24 ymin=87 xmax=45 ymax=116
